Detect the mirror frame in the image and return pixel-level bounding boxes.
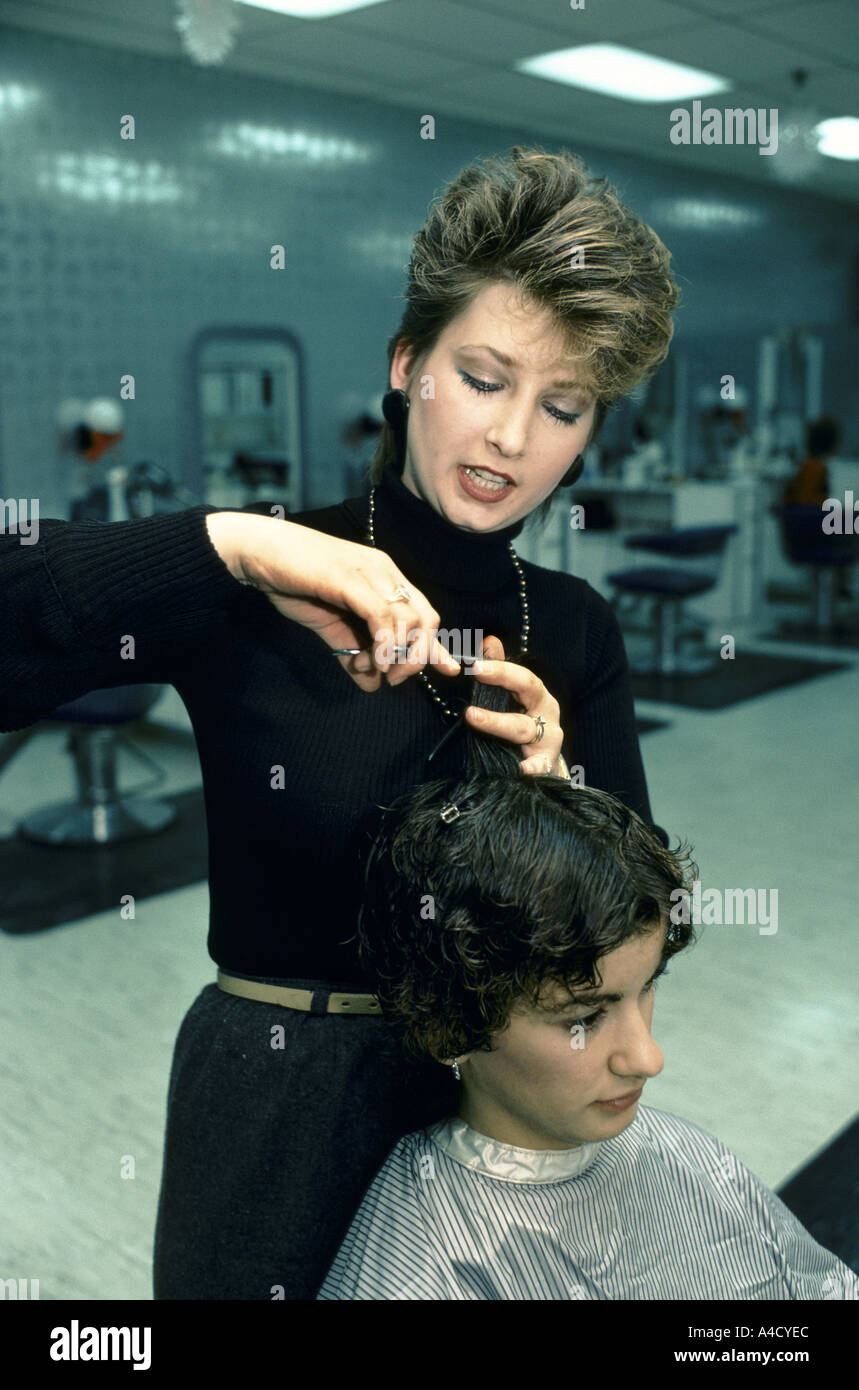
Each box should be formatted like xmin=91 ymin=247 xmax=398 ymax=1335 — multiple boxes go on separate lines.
xmin=183 ymin=324 xmax=307 ymax=511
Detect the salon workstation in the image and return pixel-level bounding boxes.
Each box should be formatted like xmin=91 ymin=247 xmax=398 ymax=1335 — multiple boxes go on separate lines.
xmin=0 ymin=0 xmax=857 ymax=1314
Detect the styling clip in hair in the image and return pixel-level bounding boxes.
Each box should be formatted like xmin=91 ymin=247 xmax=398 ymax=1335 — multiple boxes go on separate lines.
xmin=439 ymin=803 xmax=461 ymax=823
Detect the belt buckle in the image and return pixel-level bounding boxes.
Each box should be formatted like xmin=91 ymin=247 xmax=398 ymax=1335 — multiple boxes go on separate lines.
xmin=328 ymin=991 xmax=381 ymax=1014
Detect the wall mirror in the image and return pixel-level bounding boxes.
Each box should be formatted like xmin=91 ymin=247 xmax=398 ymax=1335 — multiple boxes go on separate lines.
xmin=185 ymin=326 xmax=305 ymax=513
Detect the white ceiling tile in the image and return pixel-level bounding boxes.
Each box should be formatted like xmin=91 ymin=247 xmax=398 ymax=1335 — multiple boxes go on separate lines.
xmin=239 ymin=24 xmax=488 ymax=83
xmin=744 ymin=0 xmax=859 ymax=63
xmin=0 ymin=0 xmax=855 ymax=203
xmin=678 ymin=0 xmax=788 ymax=13
xmin=634 ymin=20 xmax=822 ymax=87
xmin=0 ymin=0 xmax=173 ymax=52
xmin=786 ymin=68 xmax=859 ymax=112
xmin=307 ymin=0 xmax=570 ymax=56
xmin=449 ymin=0 xmax=710 ymax=40
xmin=1 ymin=0 xmax=180 ymax=40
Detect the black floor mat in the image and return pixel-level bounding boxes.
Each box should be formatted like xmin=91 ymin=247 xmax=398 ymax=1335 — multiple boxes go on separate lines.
xmin=764 ymin=619 xmax=859 ymax=650
xmin=629 ymin=653 xmax=848 ymax=710
xmin=1 ymin=787 xmax=208 ymax=935
xmin=636 ymin=717 xmax=670 ymax=736
xmin=777 ymin=1115 xmax=859 ymax=1276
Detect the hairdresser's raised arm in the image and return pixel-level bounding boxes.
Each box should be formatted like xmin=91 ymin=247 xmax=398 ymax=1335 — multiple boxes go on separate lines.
xmin=206 ymin=509 xmax=460 ymax=693
xmin=0 ymin=505 xmax=247 ymax=733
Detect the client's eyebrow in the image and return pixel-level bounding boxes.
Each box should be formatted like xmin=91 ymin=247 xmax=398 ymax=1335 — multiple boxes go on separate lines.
xmin=545 ymin=958 xmax=670 ymax=1014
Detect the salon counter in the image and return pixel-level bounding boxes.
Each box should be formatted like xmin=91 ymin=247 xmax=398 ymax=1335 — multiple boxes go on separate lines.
xmin=515 ymin=477 xmax=762 ymax=626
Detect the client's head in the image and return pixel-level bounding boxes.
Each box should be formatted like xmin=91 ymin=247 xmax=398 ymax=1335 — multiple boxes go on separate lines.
xmin=358 ymin=673 xmax=696 ymax=1151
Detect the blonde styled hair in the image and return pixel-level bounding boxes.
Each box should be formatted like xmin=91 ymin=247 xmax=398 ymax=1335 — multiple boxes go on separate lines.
xmin=370 ymin=145 xmax=680 ymax=516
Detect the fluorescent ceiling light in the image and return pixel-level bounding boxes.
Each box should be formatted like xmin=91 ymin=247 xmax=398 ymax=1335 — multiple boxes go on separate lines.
xmin=516 ymin=44 xmax=731 ymax=103
xmin=815 ymin=116 xmax=859 ymax=160
xmin=235 ymin=0 xmax=391 ymax=16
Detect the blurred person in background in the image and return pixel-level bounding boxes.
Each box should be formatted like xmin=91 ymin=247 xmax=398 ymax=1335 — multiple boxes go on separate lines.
xmin=783 ymin=416 xmax=841 ymax=505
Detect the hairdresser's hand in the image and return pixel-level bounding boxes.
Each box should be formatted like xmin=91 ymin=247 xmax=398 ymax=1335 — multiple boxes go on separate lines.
xmin=205 ymin=510 xmax=460 ymax=693
xmin=464 ymin=635 xmax=570 ymax=778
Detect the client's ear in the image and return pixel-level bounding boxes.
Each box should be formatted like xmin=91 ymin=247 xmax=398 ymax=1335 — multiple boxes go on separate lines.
xmin=441 ymin=1054 xmax=472 ymax=1072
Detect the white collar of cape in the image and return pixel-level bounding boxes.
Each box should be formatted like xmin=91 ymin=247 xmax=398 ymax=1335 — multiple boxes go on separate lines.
xmin=427 ymin=1116 xmax=602 ymax=1185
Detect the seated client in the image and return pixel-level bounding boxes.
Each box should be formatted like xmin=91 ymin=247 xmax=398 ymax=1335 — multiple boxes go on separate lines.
xmin=318 ymin=679 xmax=857 ymax=1301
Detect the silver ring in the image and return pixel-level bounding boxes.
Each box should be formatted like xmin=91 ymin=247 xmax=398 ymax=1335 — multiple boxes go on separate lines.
xmin=392 ymin=645 xmax=410 ymax=659
xmin=533 ymin=714 xmax=546 ymax=743
xmin=387 ymin=584 xmax=412 ymax=603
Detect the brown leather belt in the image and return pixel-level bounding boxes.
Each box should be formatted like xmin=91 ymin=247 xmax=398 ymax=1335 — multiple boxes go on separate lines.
xmin=216 ymin=969 xmax=382 ymax=1015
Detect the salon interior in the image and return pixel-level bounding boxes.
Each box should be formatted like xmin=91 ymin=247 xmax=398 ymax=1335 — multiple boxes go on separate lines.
xmin=0 ymin=1 xmax=857 ymax=1298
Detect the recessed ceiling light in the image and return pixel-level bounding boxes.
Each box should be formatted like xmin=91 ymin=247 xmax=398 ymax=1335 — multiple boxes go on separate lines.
xmin=235 ymin=0 xmax=392 ymax=16
xmin=515 ymin=44 xmax=731 ymax=103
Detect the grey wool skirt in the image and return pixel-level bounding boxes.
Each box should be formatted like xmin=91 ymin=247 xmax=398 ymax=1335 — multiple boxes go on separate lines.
xmin=152 ymin=978 xmax=459 ymax=1300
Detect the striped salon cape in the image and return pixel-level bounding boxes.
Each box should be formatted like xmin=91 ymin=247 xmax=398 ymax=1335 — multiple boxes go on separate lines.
xmin=317 ymin=1106 xmax=858 ymax=1300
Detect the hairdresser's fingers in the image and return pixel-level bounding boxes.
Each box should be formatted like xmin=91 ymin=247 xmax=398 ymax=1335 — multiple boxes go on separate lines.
xmin=382 ymin=625 xmax=461 ymax=688
xmin=230 ymin=510 xmax=460 ymax=689
xmin=328 ymin=567 xmax=460 ymax=689
xmin=367 ymin=573 xmax=464 ymax=688
xmin=468 ymin=658 xmax=561 ymax=723
xmin=519 ymin=753 xmax=556 ymax=777
xmin=465 ymin=659 xmax=562 ymax=742
xmin=356 ymin=576 xmax=433 ymax=683
xmin=207 ymin=512 xmax=459 ymax=690
xmin=465 ymin=657 xmax=566 ymax=774
xmin=480 ymin=634 xmax=506 ymax=661
xmin=519 ymin=721 xmax=566 ymax=777
xmin=464 ymin=701 xmax=565 ymax=773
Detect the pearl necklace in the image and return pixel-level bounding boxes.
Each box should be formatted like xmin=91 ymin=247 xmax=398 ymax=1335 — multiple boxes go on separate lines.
xmin=366 ymin=485 xmax=530 ymax=720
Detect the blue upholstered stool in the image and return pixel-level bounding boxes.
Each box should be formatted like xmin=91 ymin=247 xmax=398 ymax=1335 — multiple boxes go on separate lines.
xmin=607 ymin=525 xmax=737 ymax=676
xmin=17 ymin=685 xmax=177 ymax=847
xmin=777 ymin=505 xmax=859 ymax=633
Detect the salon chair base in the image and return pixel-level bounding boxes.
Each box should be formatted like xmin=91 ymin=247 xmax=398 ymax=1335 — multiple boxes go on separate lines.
xmin=19 ymin=795 xmax=176 ymax=847
xmin=614 ymin=594 xmax=711 ymax=662
xmin=17 ymin=722 xmax=177 ymax=847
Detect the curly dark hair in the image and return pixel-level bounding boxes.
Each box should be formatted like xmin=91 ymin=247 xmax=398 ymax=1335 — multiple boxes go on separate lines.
xmin=356 ymin=673 xmax=696 ymax=1063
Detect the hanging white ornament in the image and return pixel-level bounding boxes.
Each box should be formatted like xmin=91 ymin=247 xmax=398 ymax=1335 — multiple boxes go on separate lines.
xmin=768 ymin=107 xmax=824 ymax=183
xmin=768 ymin=70 xmax=826 ymax=186
xmin=175 ymin=0 xmax=242 ymax=66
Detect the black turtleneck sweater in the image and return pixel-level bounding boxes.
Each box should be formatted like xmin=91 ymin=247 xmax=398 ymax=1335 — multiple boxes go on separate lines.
xmin=0 ymin=467 xmax=662 ymax=981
